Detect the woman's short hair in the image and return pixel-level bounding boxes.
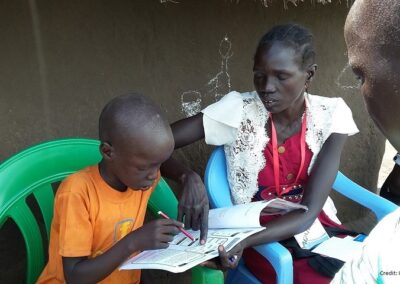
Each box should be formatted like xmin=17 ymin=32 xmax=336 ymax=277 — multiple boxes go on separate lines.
xmin=256 ymin=23 xmax=315 ymax=69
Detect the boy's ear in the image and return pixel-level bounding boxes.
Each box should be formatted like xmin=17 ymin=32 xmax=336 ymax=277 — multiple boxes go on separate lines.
xmin=100 ymin=142 xmax=113 ymax=160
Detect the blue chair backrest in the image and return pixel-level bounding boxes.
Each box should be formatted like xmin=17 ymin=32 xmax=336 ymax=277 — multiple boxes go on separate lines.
xmin=204 ymin=146 xmax=233 ymax=208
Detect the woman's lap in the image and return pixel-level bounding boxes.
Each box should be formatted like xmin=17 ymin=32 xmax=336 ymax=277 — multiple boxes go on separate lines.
xmin=243 ymin=247 xmax=332 ymax=284
xmin=241 ymin=211 xmax=350 ymax=284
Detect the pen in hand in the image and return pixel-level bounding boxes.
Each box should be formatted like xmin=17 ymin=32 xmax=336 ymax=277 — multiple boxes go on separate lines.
xmin=157 ymin=211 xmax=195 ymax=241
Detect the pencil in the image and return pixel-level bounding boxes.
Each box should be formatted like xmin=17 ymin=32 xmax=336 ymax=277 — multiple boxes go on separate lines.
xmin=157 ymin=211 xmax=195 ymax=241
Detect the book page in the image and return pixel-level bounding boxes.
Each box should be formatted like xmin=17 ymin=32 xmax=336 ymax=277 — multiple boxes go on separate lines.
xmin=311 ymin=236 xmax=364 ymax=262
xmin=120 ymin=227 xmax=265 ymax=273
xmin=260 ymin=198 xmax=308 ymax=215
xmin=120 ymin=198 xmax=307 ymax=273
xmin=209 ymin=199 xmax=308 ymax=229
xmin=294 ymin=218 xmax=330 ymax=249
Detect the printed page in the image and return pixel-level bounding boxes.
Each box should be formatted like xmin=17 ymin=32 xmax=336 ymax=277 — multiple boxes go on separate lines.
xmin=260 ymin=198 xmax=308 ymax=215
xmin=119 ymin=227 xmax=265 ymax=273
xmin=120 ymin=198 xmax=307 ymax=273
xmin=294 ymin=218 xmax=330 ymax=249
xmin=311 ymin=236 xmax=364 ymax=262
xmin=209 ymin=199 xmax=308 ymax=229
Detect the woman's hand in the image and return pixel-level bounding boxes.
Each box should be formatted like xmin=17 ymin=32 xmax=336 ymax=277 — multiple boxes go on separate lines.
xmin=178 ymin=170 xmax=209 ymax=244
xmin=160 ymin=155 xmax=209 ymax=244
xmin=200 ymin=243 xmax=244 ymax=271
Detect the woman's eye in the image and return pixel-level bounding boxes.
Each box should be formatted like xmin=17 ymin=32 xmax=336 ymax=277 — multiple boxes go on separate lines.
xmin=277 ymin=74 xmax=289 ymax=81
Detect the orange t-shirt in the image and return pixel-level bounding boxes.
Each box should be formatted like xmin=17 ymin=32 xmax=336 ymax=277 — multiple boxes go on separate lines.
xmin=37 ymin=165 xmax=158 ymax=284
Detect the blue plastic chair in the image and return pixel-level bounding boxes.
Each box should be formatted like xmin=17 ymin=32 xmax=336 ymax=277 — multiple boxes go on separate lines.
xmin=204 ymin=146 xmax=399 ymax=284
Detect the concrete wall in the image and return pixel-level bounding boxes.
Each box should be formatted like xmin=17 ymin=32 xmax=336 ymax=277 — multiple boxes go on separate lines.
xmin=0 ymin=0 xmax=385 ymax=283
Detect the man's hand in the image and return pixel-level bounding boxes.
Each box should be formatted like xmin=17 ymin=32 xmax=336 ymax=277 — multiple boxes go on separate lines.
xmin=200 ymin=244 xmax=244 ymax=271
xmin=178 ymin=170 xmax=209 ymax=244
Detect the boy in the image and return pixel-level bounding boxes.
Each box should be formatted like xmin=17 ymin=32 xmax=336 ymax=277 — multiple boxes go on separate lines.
xmin=37 ymin=93 xmax=182 ymax=283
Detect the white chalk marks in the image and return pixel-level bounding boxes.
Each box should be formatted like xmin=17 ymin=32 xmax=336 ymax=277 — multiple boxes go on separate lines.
xmin=181 ymin=91 xmax=202 ymax=117
xmin=335 ymin=63 xmax=361 ymax=91
xmin=181 ymin=36 xmax=233 ymax=117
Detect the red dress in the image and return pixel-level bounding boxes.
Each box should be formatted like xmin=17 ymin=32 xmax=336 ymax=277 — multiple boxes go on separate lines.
xmin=242 ymin=130 xmax=345 ymax=284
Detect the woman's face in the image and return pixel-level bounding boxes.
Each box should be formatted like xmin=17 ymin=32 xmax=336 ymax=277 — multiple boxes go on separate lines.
xmin=253 ymin=42 xmax=309 ymax=113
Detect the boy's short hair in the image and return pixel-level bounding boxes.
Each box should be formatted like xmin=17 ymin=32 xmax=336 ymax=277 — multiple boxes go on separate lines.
xmin=98 ymin=93 xmax=169 ymax=144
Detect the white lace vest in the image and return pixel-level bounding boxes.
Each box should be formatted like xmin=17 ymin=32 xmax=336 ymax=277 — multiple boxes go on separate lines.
xmin=202 ymin=91 xmax=359 ymax=205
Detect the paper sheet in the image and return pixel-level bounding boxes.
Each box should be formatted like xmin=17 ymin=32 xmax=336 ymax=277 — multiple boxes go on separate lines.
xmin=120 ymin=227 xmax=265 ymax=273
xmin=311 ymin=236 xmax=364 ymax=262
xmin=120 ymin=198 xmax=308 ymax=273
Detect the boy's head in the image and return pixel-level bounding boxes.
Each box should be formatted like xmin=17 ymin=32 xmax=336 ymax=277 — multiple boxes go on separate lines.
xmin=98 ymin=93 xmax=174 ymax=191
xmin=345 ymin=0 xmax=400 ymax=151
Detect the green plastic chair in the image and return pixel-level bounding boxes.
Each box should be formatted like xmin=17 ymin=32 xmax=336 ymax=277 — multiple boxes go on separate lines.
xmin=0 ymin=138 xmax=223 ymax=284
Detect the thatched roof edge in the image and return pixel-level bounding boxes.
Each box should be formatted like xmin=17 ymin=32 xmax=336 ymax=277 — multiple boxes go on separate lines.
xmin=265 ymin=0 xmax=354 ymax=9
xmin=161 ymin=0 xmax=354 ymax=9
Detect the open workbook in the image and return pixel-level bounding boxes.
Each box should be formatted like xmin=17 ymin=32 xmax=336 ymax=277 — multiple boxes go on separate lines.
xmin=120 ymin=198 xmax=308 ymax=273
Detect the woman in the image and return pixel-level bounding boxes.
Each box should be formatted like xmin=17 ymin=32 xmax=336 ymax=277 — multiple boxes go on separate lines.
xmin=171 ymin=23 xmax=358 ymax=283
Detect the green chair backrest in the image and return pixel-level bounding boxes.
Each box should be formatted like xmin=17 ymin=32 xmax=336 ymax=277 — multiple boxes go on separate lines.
xmin=0 ymin=138 xmax=217 ymax=284
xmin=0 ymin=139 xmax=101 ymax=283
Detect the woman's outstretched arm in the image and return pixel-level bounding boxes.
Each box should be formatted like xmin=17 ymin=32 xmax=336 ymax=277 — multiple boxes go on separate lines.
xmin=160 ymin=113 xmax=208 ymax=243
xmin=171 ymin=113 xmax=205 ymax=148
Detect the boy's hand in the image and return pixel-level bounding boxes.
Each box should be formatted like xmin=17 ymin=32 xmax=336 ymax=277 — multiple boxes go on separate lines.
xmin=200 ymin=244 xmax=243 ymax=271
xmin=130 ymin=219 xmax=182 ymax=251
xmin=178 ymin=170 xmax=209 ymax=244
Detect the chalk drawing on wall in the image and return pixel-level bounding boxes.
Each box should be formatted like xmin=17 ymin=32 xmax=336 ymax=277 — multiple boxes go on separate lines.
xmin=335 ymin=63 xmax=362 ymax=90
xmin=181 ymin=91 xmax=202 ymax=117
xmin=181 ymin=35 xmax=233 ymax=117
xmin=208 ymin=35 xmax=233 ymax=101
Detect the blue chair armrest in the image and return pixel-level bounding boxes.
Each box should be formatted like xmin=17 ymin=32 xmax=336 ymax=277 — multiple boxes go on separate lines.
xmin=205 ymin=146 xmax=294 ymax=284
xmin=333 ymin=172 xmax=398 ymax=221
xmin=254 ymin=242 xmax=293 ymax=284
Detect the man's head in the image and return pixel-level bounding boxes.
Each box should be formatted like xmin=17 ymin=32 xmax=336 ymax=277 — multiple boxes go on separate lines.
xmin=345 ymin=0 xmax=400 ymax=151
xmin=98 ymin=93 xmax=174 ymax=191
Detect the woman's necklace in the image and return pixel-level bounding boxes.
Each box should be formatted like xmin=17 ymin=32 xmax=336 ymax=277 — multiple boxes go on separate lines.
xmin=266 ymin=111 xmax=304 ymax=144
xmin=269 ymin=108 xmax=307 ymax=196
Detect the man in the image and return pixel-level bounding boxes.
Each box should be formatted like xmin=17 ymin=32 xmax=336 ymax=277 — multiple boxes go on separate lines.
xmin=380 ymin=159 xmax=400 ymax=205
xmin=332 ymin=0 xmax=400 ymax=283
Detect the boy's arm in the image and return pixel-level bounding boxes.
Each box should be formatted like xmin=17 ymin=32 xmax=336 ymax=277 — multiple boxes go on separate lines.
xmin=62 ymin=219 xmax=182 ymax=284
